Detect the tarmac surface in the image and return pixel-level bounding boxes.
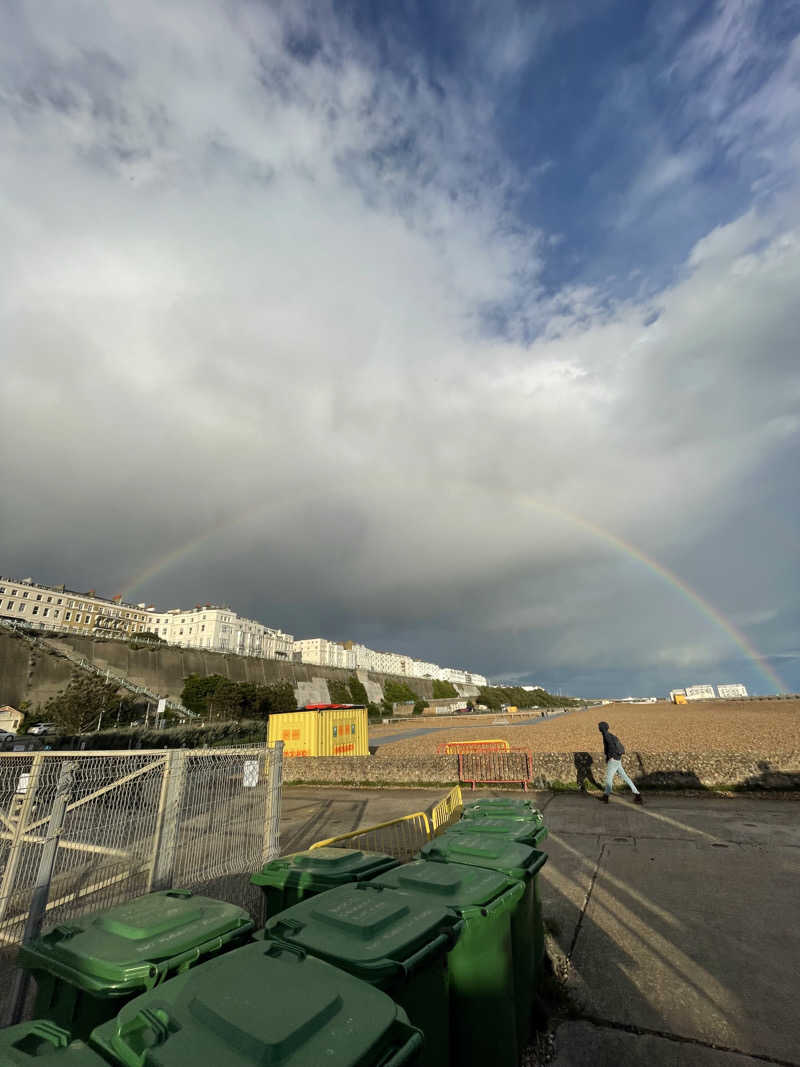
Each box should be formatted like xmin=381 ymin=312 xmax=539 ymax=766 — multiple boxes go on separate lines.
xmin=281 ymin=786 xmax=800 ymax=1066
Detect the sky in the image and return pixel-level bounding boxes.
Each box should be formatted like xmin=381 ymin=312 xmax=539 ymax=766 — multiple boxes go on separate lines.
xmin=2 ymin=0 xmax=799 ymax=698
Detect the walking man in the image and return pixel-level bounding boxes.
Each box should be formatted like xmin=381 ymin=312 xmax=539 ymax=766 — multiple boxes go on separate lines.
xmin=598 ymin=721 xmax=642 ymax=804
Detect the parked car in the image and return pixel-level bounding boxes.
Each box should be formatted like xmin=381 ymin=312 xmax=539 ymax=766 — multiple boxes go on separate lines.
xmin=27 ymin=722 xmax=56 ymax=735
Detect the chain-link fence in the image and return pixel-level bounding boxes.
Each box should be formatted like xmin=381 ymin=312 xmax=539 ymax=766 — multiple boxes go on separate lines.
xmin=0 ymin=743 xmax=283 ymax=1024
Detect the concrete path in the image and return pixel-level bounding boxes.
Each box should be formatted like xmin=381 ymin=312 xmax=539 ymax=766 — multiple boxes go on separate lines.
xmin=539 ymin=792 xmax=800 ymax=1066
xmin=280 ymin=785 xmax=447 ymax=853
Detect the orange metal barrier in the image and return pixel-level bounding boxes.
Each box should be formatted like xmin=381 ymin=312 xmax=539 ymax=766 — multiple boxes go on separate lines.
xmin=436 ymin=739 xmax=511 ymax=755
xmin=458 ymin=748 xmax=533 ymax=791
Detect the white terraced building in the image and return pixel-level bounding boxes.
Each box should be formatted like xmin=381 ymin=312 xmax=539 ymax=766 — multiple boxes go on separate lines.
xmin=152 ymin=606 xmax=293 ymax=659
xmin=292 ymin=636 xmax=486 ymax=686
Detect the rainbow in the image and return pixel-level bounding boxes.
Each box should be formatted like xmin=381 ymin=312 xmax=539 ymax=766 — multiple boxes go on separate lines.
xmin=121 ymin=492 xmax=787 ymax=693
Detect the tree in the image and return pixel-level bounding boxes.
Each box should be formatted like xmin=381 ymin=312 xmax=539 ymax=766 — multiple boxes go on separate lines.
xmin=348 ymin=675 xmax=369 ymax=706
xmin=45 ymin=671 xmax=122 ymax=734
xmin=328 ymin=679 xmax=353 ymax=704
xmin=432 ymin=680 xmax=458 ymax=699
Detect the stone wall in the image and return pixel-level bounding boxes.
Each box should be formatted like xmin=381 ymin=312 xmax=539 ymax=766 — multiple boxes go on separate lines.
xmin=282 ymin=750 xmax=800 ymax=789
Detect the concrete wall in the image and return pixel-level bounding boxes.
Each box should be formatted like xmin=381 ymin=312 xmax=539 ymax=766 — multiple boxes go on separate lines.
xmin=0 ymin=631 xmax=446 ymax=712
xmin=281 ymin=750 xmax=800 ymax=789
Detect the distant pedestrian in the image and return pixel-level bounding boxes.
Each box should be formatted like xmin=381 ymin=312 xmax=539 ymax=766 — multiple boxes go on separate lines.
xmin=598 ymin=722 xmax=642 ymax=804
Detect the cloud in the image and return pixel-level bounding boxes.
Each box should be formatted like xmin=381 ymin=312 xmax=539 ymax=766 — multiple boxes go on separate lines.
xmin=1 ymin=0 xmax=798 ymax=695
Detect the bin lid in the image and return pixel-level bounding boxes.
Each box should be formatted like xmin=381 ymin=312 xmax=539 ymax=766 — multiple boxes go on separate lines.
xmin=263 ymin=882 xmax=462 ymax=981
xmin=18 ymin=891 xmax=253 ymax=993
xmin=251 ymin=847 xmax=400 ymax=889
xmin=462 ymin=800 xmax=543 ymax=822
xmin=419 ymin=834 xmax=547 ymax=880
xmin=445 ymin=817 xmax=547 ymax=843
xmin=89 ymin=941 xmax=422 ymax=1067
xmin=372 ymin=859 xmax=520 ymax=911
xmin=0 ymin=1021 xmax=105 ymax=1065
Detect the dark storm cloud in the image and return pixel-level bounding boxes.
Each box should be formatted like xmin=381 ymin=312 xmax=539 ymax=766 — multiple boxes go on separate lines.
xmin=1 ymin=0 xmax=798 ymax=695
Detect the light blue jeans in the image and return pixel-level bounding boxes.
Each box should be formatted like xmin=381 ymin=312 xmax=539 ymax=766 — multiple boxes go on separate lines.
xmin=605 ymin=758 xmax=639 ymax=795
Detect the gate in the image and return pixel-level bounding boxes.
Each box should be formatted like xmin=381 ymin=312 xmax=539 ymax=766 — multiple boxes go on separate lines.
xmin=0 ymin=744 xmax=283 ymax=1024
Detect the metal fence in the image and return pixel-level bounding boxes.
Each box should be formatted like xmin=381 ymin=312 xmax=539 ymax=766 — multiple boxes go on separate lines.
xmin=430 ymin=784 xmax=463 ymax=833
xmin=308 ymin=785 xmax=466 ymax=860
xmin=0 ymin=743 xmax=283 ymax=1024
xmin=458 ymin=748 xmax=533 ymax=790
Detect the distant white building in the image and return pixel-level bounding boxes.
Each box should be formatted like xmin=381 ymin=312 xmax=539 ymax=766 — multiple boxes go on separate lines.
xmin=292 ymin=638 xmax=356 ymax=670
xmin=717 ymin=683 xmax=748 ymax=699
xmin=153 ymin=606 xmax=293 ymax=659
xmin=685 ymin=684 xmax=717 ymax=701
xmin=291 ymin=637 xmax=486 ymax=686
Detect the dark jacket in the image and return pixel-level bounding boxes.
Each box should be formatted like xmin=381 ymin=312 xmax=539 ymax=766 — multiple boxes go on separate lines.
xmin=601 ymin=729 xmax=625 ymax=760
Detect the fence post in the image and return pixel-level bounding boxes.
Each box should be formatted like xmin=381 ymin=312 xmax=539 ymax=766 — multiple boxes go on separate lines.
xmin=149 ymin=750 xmax=187 ymax=891
xmin=262 ymin=741 xmax=283 ymax=864
xmin=7 ymin=760 xmax=76 ymax=1025
xmin=0 ymin=753 xmax=44 ymax=923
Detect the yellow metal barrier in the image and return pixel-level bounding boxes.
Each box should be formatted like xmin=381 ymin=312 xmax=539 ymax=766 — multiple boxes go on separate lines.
xmin=437 ymin=739 xmax=510 ymax=755
xmin=430 ymin=784 xmax=463 ymax=834
xmin=308 ymin=812 xmax=432 ymax=862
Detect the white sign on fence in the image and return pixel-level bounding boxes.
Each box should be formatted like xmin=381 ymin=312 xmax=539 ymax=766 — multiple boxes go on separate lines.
xmin=157 ymin=698 xmax=167 ymax=718
xmin=243 ymin=760 xmax=259 ymax=788
xmin=16 ymin=773 xmax=30 ymax=794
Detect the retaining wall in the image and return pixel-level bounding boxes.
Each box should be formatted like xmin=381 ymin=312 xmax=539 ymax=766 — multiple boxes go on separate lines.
xmin=282 ymin=750 xmax=800 ymax=789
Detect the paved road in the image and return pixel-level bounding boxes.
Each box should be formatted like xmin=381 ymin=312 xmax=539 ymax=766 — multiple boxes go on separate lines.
xmin=539 ymin=792 xmax=800 ymax=1066
xmin=279 ymin=785 xmax=448 ymax=853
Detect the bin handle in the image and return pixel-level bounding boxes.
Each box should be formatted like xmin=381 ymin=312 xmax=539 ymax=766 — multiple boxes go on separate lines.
xmin=526 ymin=851 xmax=548 ymax=877
xmin=399 ymin=932 xmax=453 ymax=978
xmin=269 ymin=917 xmax=304 ymax=940
xmin=164 ymin=889 xmax=193 ymax=899
xmin=263 ymin=939 xmax=308 ymax=963
xmin=375 ymin=1031 xmax=424 ymax=1067
xmin=111 ymin=1005 xmax=174 ymax=1067
xmin=152 ymin=946 xmax=201 ymax=985
xmin=482 ymin=883 xmax=525 ymax=917
xmin=22 ymin=1021 xmax=71 ymax=1051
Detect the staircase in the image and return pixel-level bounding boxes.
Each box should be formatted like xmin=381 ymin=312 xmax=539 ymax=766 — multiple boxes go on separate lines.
xmin=0 ymin=619 xmax=195 ymax=720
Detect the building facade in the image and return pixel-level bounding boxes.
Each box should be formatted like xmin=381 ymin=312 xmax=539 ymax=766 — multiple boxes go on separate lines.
xmin=0 ymin=576 xmax=156 ymax=638
xmin=152 ymin=606 xmax=293 ymax=658
xmin=293 ymin=636 xmax=487 ymax=686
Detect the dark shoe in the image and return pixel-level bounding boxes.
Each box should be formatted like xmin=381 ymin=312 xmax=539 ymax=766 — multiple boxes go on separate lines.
xmin=601 ymin=794 xmax=609 ymax=803
xmin=634 ymin=794 xmax=643 ymax=805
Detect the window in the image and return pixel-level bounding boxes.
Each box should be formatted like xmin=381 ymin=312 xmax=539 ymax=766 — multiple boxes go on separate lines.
xmin=47 ymin=596 xmax=52 ymax=603
xmin=57 ymin=599 xmax=62 ymax=605
xmin=0 ymin=587 xmax=4 ymax=593
xmin=43 ymin=608 xmax=50 ymax=617
xmin=36 ymin=594 xmax=42 ymax=601
xmin=6 ymin=601 xmax=12 ymax=609
xmin=65 ymin=612 xmax=71 ymax=621
xmin=201 ymin=625 xmax=205 ymax=632
xmin=54 ymin=610 xmax=60 ymax=618
xmin=18 ymin=604 xmax=25 ymax=612
xmin=22 ymin=591 xmax=28 ymax=598
xmin=75 ymin=614 xmax=82 ymax=623
xmin=32 ymin=606 xmax=39 ymax=615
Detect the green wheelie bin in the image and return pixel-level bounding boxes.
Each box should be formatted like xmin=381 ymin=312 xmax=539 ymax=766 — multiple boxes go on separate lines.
xmin=89 ymin=940 xmax=423 ymax=1067
xmin=461 ymin=797 xmax=545 ymax=823
xmin=443 ymin=815 xmax=548 ymax=847
xmin=418 ymin=833 xmax=547 ymax=1052
xmin=371 ymin=859 xmax=525 ymax=1067
xmin=261 ymin=881 xmax=463 ymax=1067
xmin=0 ymin=1021 xmax=107 ymax=1066
xmin=250 ymin=847 xmax=401 ymax=919
xmin=17 ymin=890 xmax=254 ymax=1040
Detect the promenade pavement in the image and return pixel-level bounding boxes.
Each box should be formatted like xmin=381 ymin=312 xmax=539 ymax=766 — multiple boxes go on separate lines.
xmin=280 ymin=785 xmax=800 ymax=1065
